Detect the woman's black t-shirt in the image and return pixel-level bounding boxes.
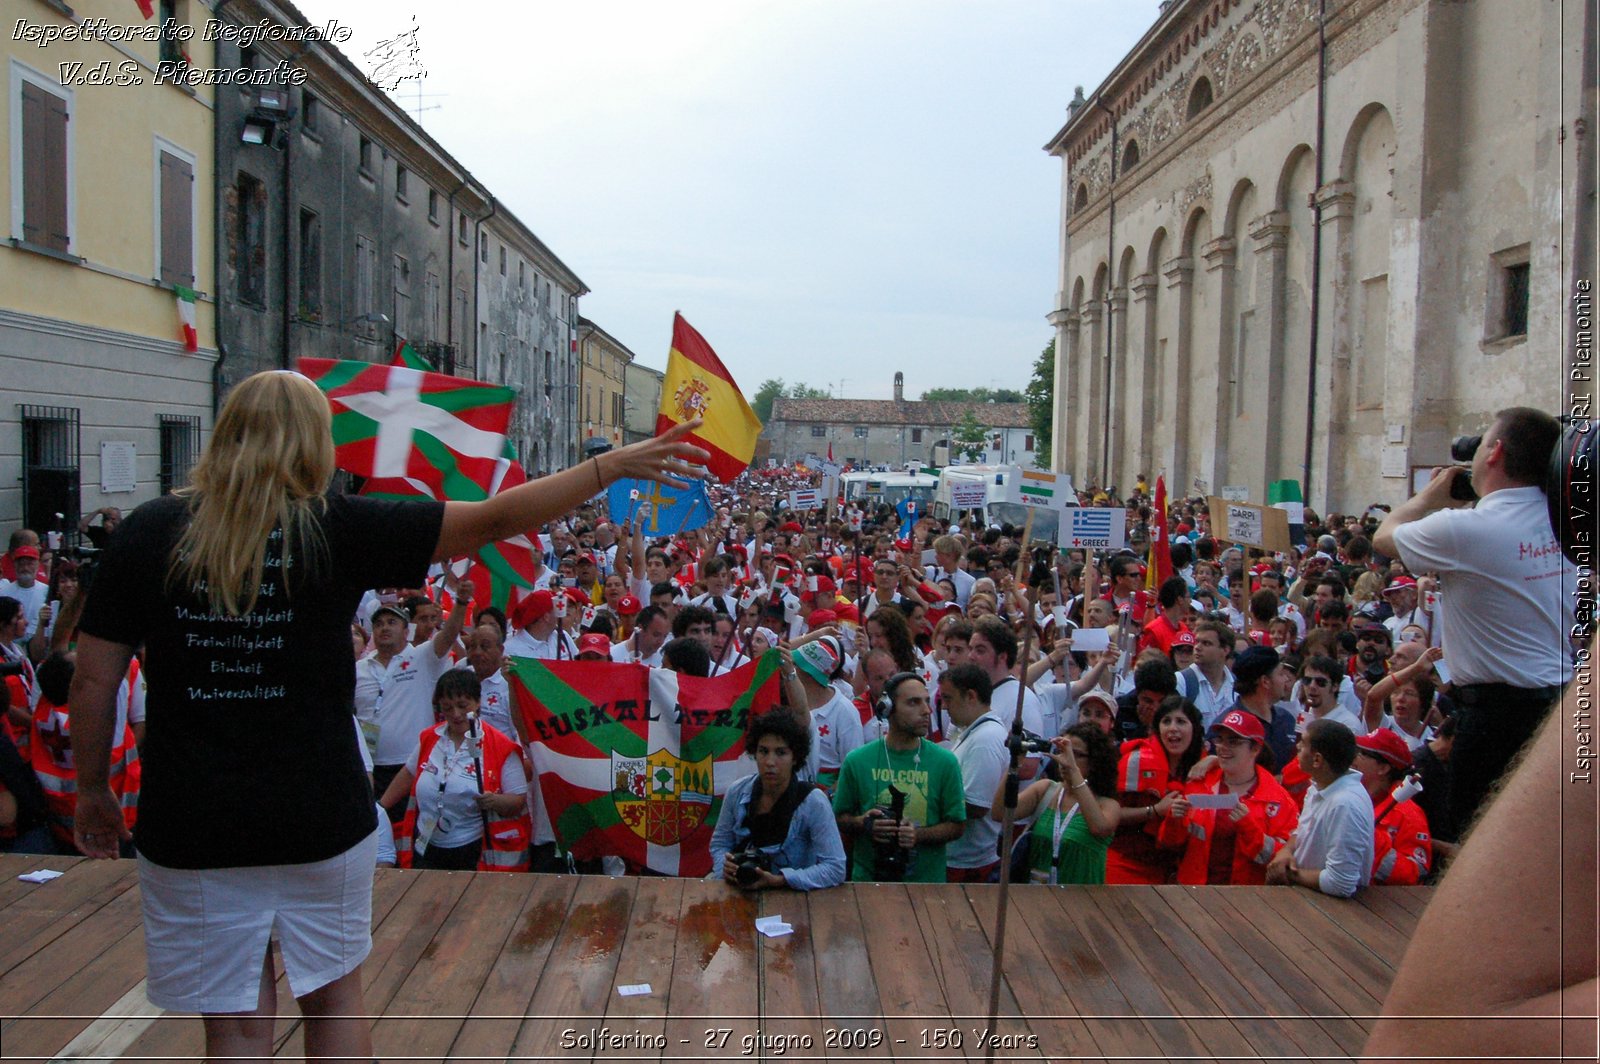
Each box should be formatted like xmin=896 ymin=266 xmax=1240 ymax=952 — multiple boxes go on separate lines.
xmin=78 ymin=493 xmax=444 ymax=869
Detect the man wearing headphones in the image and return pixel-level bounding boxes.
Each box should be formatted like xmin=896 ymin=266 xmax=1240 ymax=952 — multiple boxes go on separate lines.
xmin=832 ymin=671 xmax=966 ymax=882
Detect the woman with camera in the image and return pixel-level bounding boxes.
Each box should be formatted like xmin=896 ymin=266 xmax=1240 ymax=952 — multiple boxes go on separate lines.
xmin=709 ymin=708 xmax=846 ymax=891
xmin=993 ymin=723 xmax=1121 ymax=884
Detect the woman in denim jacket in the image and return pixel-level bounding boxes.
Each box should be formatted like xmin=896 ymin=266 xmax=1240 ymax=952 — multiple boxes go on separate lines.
xmin=710 ymin=709 xmax=846 ymax=891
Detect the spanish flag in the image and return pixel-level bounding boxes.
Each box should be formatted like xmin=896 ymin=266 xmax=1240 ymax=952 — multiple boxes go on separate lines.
xmin=656 ymin=313 xmax=761 ymax=483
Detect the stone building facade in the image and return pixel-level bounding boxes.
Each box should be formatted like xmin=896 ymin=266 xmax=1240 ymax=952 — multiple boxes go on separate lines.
xmin=213 ymin=0 xmax=484 ymax=394
xmin=577 ymin=318 xmax=635 ymax=452
xmin=766 ymin=373 xmax=1036 ymax=468
xmin=624 ymin=361 xmax=665 ymax=444
xmin=476 ymin=212 xmax=585 ymax=475
xmin=1047 ymin=0 xmax=1584 ymax=511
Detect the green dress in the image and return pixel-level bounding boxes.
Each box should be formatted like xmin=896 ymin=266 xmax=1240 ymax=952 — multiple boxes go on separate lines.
xmin=1025 ymin=782 xmax=1110 ymax=885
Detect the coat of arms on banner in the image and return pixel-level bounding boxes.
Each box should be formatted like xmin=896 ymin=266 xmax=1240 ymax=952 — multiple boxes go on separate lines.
xmin=612 ymin=748 xmax=714 ymax=846
xmin=672 ymin=377 xmax=711 ymax=421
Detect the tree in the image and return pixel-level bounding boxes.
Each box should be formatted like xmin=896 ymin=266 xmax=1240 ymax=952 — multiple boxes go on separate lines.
xmin=753 ymin=379 xmax=831 ymax=423
xmin=1025 ymin=338 xmax=1055 ymax=467
xmin=753 ymin=378 xmax=786 ymax=423
xmin=921 ymin=386 xmax=1025 ymax=404
xmin=951 ymin=410 xmax=987 ymax=463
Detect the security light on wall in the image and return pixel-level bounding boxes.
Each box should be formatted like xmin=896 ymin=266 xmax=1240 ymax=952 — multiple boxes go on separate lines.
xmin=241 ymin=88 xmax=293 ymax=147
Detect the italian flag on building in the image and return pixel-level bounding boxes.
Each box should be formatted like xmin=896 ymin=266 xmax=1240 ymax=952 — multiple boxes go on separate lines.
xmin=509 ymin=653 xmax=783 ymax=876
xmin=174 ymin=285 xmax=198 ymax=353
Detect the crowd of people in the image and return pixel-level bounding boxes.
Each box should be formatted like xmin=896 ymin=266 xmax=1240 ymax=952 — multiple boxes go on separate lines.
xmin=6 ymin=406 xmax=1575 ymax=902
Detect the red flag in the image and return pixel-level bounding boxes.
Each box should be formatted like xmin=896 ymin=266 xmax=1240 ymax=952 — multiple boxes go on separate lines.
xmin=510 ymin=654 xmax=783 ymax=875
xmin=135 ymin=0 xmax=155 ymax=17
xmin=1146 ymin=475 xmax=1173 ymax=590
xmin=827 ymin=441 xmax=834 ymax=462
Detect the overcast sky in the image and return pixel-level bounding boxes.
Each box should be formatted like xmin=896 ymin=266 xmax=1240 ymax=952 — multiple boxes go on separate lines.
xmin=292 ymin=0 xmax=1157 ymax=400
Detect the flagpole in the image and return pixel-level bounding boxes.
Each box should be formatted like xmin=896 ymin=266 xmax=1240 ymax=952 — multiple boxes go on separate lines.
xmin=675 ymin=497 xmax=701 ymax=538
xmin=470 ymin=711 xmax=490 ymax=844
xmin=984 ymin=577 xmax=1037 ymax=1060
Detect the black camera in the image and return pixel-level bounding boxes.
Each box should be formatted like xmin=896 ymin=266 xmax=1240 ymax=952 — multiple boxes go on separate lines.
xmin=870 ymin=785 xmax=915 ymax=882
xmin=732 ymin=845 xmax=774 ymax=888
xmin=1028 ymin=545 xmax=1055 ymax=588
xmin=1445 ymin=435 xmax=1481 ymax=501
xmin=1011 ymin=731 xmax=1053 ymax=755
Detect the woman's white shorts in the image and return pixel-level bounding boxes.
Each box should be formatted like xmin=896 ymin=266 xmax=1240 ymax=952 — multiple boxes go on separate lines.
xmin=137 ymin=830 xmax=379 ymax=1014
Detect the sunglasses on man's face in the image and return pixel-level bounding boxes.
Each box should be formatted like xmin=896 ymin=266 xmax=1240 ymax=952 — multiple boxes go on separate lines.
xmin=1302 ymin=675 xmax=1332 ymax=687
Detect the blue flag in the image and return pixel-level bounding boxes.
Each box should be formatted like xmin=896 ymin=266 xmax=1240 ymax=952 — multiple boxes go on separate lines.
xmin=606 ymin=477 xmax=713 ymax=536
xmin=895 ymin=497 xmax=921 ymax=537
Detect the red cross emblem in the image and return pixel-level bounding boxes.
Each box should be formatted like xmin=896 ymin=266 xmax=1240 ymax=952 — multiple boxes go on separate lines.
xmin=818 ymin=724 xmax=830 ymax=737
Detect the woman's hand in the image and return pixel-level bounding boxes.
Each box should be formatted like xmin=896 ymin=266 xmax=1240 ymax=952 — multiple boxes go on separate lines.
xmin=1167 ymin=795 xmax=1191 ymax=820
xmin=721 ymin=853 xmax=742 ymax=886
xmin=72 ymin=785 xmax=131 ymax=859
xmin=1153 ymin=791 xmax=1179 ymax=817
xmin=1049 ymin=736 xmax=1079 ymax=780
xmin=1187 ymin=754 xmax=1218 ymax=782
xmin=606 ymin=421 xmax=712 ymax=489
xmin=1228 ymin=800 xmax=1251 ymax=824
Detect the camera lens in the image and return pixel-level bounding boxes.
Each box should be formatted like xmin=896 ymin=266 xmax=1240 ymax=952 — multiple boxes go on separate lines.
xmin=1450 ymin=435 xmax=1482 ymax=462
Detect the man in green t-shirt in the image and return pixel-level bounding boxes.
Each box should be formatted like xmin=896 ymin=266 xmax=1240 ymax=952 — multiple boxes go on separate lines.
xmin=832 ymin=672 xmax=966 ymax=882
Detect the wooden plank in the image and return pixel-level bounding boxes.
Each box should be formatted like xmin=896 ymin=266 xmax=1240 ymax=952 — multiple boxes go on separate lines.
xmin=1084 ymin=887 xmax=1277 ymax=1061
xmin=1 ymin=917 xmax=147 ymax=1059
xmin=1354 ymin=886 xmax=1424 ymax=938
xmin=444 ymin=874 xmax=579 ymax=1062
xmin=1158 ymin=883 xmax=1369 ymax=1056
xmin=11 ymin=978 xmax=162 ymax=1063
xmin=1217 ymin=888 xmax=1386 ymax=1025
xmin=0 ymin=880 xmax=144 ymax=1020
xmin=963 ymin=886 xmax=1096 ymax=1064
xmin=0 ymin=853 xmax=89 ymax=912
xmin=1009 ymin=886 xmax=1170 ymax=1060
xmin=0 ymin=857 xmax=137 ymax=975
xmin=660 ymin=877 xmax=761 ymax=1057
xmin=1295 ymin=887 xmax=1410 ymax=970
xmin=917 ymin=886 xmax=1042 ymax=1061
xmin=369 ymin=872 xmax=536 ymax=1063
xmin=1049 ymin=886 xmax=1221 ymax=1060
xmin=852 ymin=882 xmax=955 ymax=1058
xmin=1383 ymin=885 xmax=1433 ymax=918
xmin=753 ymin=889 xmax=824 ymax=1059
xmin=504 ymin=875 xmax=637 ymax=1060
xmin=591 ymin=876 xmax=683 ymax=1061
xmin=804 ymin=881 xmax=890 ymax=1055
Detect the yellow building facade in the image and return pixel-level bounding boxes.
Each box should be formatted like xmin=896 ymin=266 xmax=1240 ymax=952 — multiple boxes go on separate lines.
xmin=2 ymin=0 xmax=216 ymax=534
xmin=577 ymin=317 xmax=635 ymax=452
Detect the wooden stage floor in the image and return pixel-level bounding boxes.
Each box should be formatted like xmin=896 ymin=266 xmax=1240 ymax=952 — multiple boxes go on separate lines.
xmin=1 ymin=853 xmax=1431 ymax=1062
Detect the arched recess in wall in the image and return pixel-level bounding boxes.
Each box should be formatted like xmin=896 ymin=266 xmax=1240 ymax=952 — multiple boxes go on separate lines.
xmin=1074 ymin=182 xmax=1090 ymax=211
xmin=1178 ymin=204 xmax=1214 ymax=493
xmin=1187 ymin=74 xmax=1214 ymax=119
xmin=1221 ymin=178 xmax=1261 ymax=492
xmin=1144 ymin=225 xmax=1169 ymax=466
xmin=1272 ymin=143 xmax=1317 ymax=485
xmin=1340 ymin=103 xmax=1397 ymax=418
xmin=1088 ymin=261 xmax=1110 ymax=478
xmin=1114 ymin=244 xmax=1140 ymax=491
xmin=1122 ymin=139 xmax=1141 ymax=172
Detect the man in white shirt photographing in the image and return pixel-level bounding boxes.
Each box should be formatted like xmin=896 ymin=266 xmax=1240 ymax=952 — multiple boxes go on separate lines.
xmin=1374 ymin=407 xmax=1575 ymax=834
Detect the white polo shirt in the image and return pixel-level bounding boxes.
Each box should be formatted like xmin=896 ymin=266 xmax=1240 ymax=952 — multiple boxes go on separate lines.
xmin=354 ymin=641 xmax=453 ymax=767
xmin=609 ymin=636 xmax=664 ymax=668
xmin=1391 ymin=486 xmax=1574 ymax=687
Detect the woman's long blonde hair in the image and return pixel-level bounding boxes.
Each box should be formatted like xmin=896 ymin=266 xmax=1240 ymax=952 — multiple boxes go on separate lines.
xmin=1351 ymin=569 xmax=1384 ymax=605
xmin=169 ymin=371 xmax=334 ymax=615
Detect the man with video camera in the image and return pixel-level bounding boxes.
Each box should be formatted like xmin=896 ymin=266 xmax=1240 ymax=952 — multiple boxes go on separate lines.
xmin=1374 ymin=407 xmax=1575 ymax=834
xmin=831 ymin=672 xmax=965 ymax=882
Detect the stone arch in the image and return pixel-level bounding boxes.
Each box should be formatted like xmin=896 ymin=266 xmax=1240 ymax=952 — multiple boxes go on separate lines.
xmin=1339 ymin=102 xmax=1396 ymax=184
xmin=1187 ymin=74 xmax=1215 ymax=119
xmin=1221 ymin=177 xmax=1256 ymax=239
xmin=1122 ymin=139 xmax=1141 ymax=172
xmin=1181 ymin=204 xmax=1211 ymax=256
xmin=1275 ymin=144 xmax=1315 ymax=213
xmin=1074 ymin=182 xmax=1089 ymax=211
xmin=1146 ymin=226 xmax=1169 ymax=277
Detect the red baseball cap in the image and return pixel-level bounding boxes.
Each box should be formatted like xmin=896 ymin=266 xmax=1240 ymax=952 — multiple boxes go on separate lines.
xmin=806 ymin=608 xmax=838 ymax=629
xmin=617 ymin=594 xmax=641 ymax=616
xmin=1209 ymin=709 xmax=1266 ymax=745
xmin=1382 ymin=576 xmax=1418 ymax=595
xmin=1172 ymin=630 xmax=1196 ymax=647
xmin=11 ymin=545 xmax=39 ymax=560
xmin=779 ymin=521 xmax=804 ymax=534
xmin=1356 ymin=729 xmax=1413 ymax=770
xmin=577 ymin=633 xmax=612 ymax=659
xmin=510 ymin=589 xmax=555 ymax=629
